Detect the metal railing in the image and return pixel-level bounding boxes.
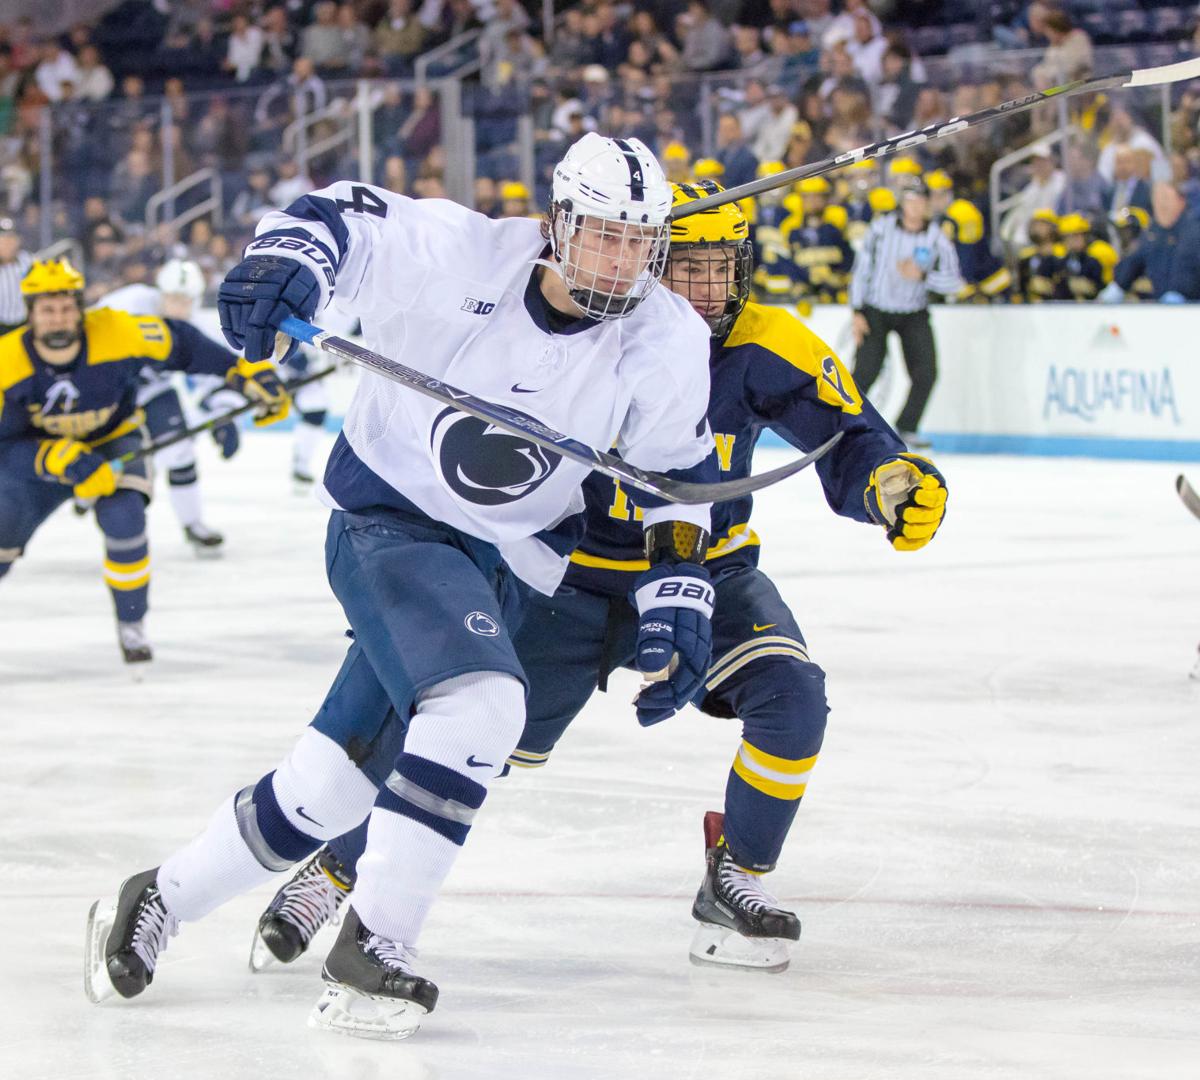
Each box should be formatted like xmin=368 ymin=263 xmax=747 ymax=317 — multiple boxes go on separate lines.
xmin=988 ymin=129 xmax=1079 ymax=255
xmin=33 ymin=237 xmax=84 ymax=268
xmin=414 ymin=28 xmax=482 ymax=85
xmin=145 ymin=168 xmax=223 ymax=236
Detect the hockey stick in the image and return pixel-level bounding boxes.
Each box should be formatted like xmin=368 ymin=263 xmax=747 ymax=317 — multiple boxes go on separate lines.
xmin=1177 ymin=474 xmax=1200 ymax=521
xmin=113 ymin=363 xmax=339 ymax=470
xmin=671 ymin=56 xmax=1200 ymax=218
xmin=279 ymin=316 xmax=840 ymax=505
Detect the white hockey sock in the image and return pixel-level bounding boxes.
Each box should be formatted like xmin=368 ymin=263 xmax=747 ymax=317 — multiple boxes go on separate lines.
xmin=157 ymin=794 xmax=282 ymax=922
xmin=168 ymin=479 xmax=204 ymax=530
xmin=351 ymin=671 xmax=525 ymax=945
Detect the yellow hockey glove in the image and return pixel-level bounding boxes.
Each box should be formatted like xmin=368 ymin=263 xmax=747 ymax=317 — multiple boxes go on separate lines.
xmin=38 ymin=437 xmax=119 ymax=498
xmin=226 ymin=357 xmax=291 ymax=427
xmin=865 ymin=454 xmax=947 ymax=551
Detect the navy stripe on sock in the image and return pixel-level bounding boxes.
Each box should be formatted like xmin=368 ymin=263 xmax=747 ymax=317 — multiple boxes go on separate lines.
xmin=249 ymin=771 xmax=322 ymax=864
xmin=376 ymin=754 xmax=487 ymax=846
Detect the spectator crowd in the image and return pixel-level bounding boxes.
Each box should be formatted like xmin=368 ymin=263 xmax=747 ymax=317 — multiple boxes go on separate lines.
xmin=2 ymin=0 xmax=1200 ymax=304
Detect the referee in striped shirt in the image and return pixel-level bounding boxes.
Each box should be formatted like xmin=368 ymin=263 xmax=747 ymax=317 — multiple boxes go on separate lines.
xmin=0 ymin=218 xmax=33 ymax=336
xmin=849 ymin=180 xmax=964 ymax=447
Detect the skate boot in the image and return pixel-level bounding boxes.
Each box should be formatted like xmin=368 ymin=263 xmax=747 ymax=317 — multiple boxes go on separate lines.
xmin=309 ymin=907 xmax=438 ymax=1041
xmin=183 ymin=522 xmax=225 ymax=558
xmin=117 ymin=620 xmax=153 ymax=666
xmin=250 ymin=846 xmax=352 ymax=971
xmin=689 ymin=811 xmax=800 ymax=973
xmin=84 ymin=867 xmax=179 ymax=1003
xmin=292 ymin=464 xmax=314 ymax=492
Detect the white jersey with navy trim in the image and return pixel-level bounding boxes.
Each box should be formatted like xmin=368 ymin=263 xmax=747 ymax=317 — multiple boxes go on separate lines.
xmin=250 ymin=183 xmax=714 ymax=565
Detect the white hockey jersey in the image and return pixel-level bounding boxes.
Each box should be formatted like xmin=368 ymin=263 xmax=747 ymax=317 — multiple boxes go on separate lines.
xmin=250 ymin=183 xmax=714 ymax=588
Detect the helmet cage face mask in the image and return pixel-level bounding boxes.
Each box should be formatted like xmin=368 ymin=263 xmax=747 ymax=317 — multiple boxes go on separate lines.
xmin=665 ymin=239 xmax=752 ymax=340
xmin=549 ymin=201 xmax=670 ymax=321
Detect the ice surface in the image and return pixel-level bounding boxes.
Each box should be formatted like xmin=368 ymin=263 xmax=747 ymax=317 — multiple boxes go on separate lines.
xmin=1 ymin=431 xmax=1198 ymax=1080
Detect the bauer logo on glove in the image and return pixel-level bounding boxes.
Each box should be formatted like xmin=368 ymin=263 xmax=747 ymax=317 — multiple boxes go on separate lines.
xmin=864 ymin=453 xmax=947 ymax=551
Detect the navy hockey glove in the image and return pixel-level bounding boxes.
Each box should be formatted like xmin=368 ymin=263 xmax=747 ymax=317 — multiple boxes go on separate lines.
xmin=630 ymin=563 xmax=714 ymax=726
xmin=217 ymin=255 xmax=320 ymax=363
xmin=211 ymin=421 xmax=240 ymax=459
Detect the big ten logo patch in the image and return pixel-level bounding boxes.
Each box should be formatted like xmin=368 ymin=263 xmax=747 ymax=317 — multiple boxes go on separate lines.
xmin=461 ymin=297 xmax=496 ymax=316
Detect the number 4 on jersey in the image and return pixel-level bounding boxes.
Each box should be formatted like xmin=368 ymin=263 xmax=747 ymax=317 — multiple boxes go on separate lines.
xmin=335 ymin=186 xmax=388 ymax=218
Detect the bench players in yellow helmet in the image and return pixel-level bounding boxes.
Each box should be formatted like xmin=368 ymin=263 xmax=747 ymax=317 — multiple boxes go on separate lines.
xmin=0 ymin=258 xmax=290 ymax=666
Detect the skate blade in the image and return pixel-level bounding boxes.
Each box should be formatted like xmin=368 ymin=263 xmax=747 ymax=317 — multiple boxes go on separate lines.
xmin=84 ymin=899 xmax=118 ymax=1003
xmin=126 ymin=661 xmax=151 ymax=684
xmin=688 ymin=922 xmax=792 ymax=974
xmin=308 ymin=983 xmax=427 ymax=1041
xmin=248 ymin=929 xmax=279 ymax=973
xmin=188 ymin=543 xmax=224 ymax=560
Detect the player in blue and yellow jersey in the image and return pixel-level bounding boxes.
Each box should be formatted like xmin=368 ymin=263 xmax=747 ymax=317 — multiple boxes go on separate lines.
xmin=1056 ymin=213 xmax=1116 ymax=301
xmin=0 ymin=258 xmax=290 ymax=665
xmin=927 ymin=170 xmax=1012 ymax=303
xmin=784 ymin=175 xmax=854 ymax=307
xmin=246 ymin=181 xmax=949 ymax=978
xmin=1016 ymin=209 xmax=1064 ymax=303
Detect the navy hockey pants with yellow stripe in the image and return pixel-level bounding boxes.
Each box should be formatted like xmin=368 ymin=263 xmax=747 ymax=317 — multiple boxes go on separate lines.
xmin=511 ymin=565 xmax=829 ymax=872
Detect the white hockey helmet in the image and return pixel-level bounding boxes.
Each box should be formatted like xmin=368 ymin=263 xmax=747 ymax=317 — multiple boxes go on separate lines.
xmin=155 ymin=258 xmax=206 ymax=301
xmin=548 ymin=133 xmax=672 ymax=320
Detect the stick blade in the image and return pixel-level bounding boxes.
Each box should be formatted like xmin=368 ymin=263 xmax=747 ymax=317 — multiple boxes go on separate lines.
xmin=1126 ymin=55 xmax=1200 ymax=88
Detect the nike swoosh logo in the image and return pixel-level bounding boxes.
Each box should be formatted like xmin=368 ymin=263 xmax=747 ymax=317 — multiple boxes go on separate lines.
xmin=752 ymin=623 xmax=777 ymax=632
xmin=510 ymin=383 xmax=538 ymax=393
xmin=466 ymin=755 xmax=494 ymax=769
xmin=295 ymin=806 xmax=323 ymax=827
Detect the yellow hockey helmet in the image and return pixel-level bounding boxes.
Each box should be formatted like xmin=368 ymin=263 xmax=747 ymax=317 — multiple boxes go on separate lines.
xmin=668 ymin=181 xmax=752 ymax=340
xmin=925 ymin=169 xmax=953 ymax=192
xmin=822 ymin=204 xmax=848 ymax=232
xmin=21 ymin=258 xmax=86 ymax=299
xmin=868 ymin=186 xmax=898 ymax=214
xmin=499 ymin=181 xmax=530 ymax=201
xmin=797 ymin=176 xmax=831 ymax=196
xmin=946 ymin=198 xmax=984 ymax=244
xmin=1057 ymin=212 xmax=1091 ymax=236
xmin=692 ymin=158 xmax=725 ymax=180
xmin=1110 ymin=205 xmax=1149 ymax=233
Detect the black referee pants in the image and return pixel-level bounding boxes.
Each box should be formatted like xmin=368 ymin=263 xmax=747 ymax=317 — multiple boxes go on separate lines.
xmin=853 ymin=305 xmax=937 ymax=434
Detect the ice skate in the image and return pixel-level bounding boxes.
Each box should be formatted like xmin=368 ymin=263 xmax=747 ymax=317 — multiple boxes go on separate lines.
xmin=250 ymin=846 xmax=351 ymax=971
xmin=292 ymin=465 xmax=314 ymax=493
xmin=309 ymin=907 xmax=438 ymax=1041
xmin=183 ymin=522 xmax=225 ymax=558
xmin=117 ymin=620 xmax=153 ymax=669
xmin=689 ymin=812 xmax=800 ymax=973
xmin=84 ymin=867 xmax=178 ymax=1003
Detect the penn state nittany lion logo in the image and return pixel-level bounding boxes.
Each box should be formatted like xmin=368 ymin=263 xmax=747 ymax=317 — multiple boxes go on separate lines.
xmin=430 ymin=407 xmax=560 ymax=505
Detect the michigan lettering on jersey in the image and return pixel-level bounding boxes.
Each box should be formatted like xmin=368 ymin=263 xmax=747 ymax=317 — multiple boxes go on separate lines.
xmin=28 ymin=402 xmax=118 ymax=438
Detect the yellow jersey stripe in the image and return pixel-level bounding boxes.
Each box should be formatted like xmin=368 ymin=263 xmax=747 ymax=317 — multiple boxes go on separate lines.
xmin=569 ymin=523 xmax=761 ymax=572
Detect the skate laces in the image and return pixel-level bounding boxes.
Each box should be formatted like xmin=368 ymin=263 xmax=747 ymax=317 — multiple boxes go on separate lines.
xmin=365 ymin=934 xmax=418 ymax=973
xmin=718 ymin=855 xmax=783 ymax=915
xmin=272 ymin=859 xmax=346 ymax=941
xmin=130 ymin=889 xmax=179 ymax=973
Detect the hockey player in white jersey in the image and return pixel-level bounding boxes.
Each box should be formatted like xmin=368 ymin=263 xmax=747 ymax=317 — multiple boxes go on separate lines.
xmin=100 ymin=259 xmax=241 ymax=555
xmin=85 ymin=134 xmax=719 ymax=1039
